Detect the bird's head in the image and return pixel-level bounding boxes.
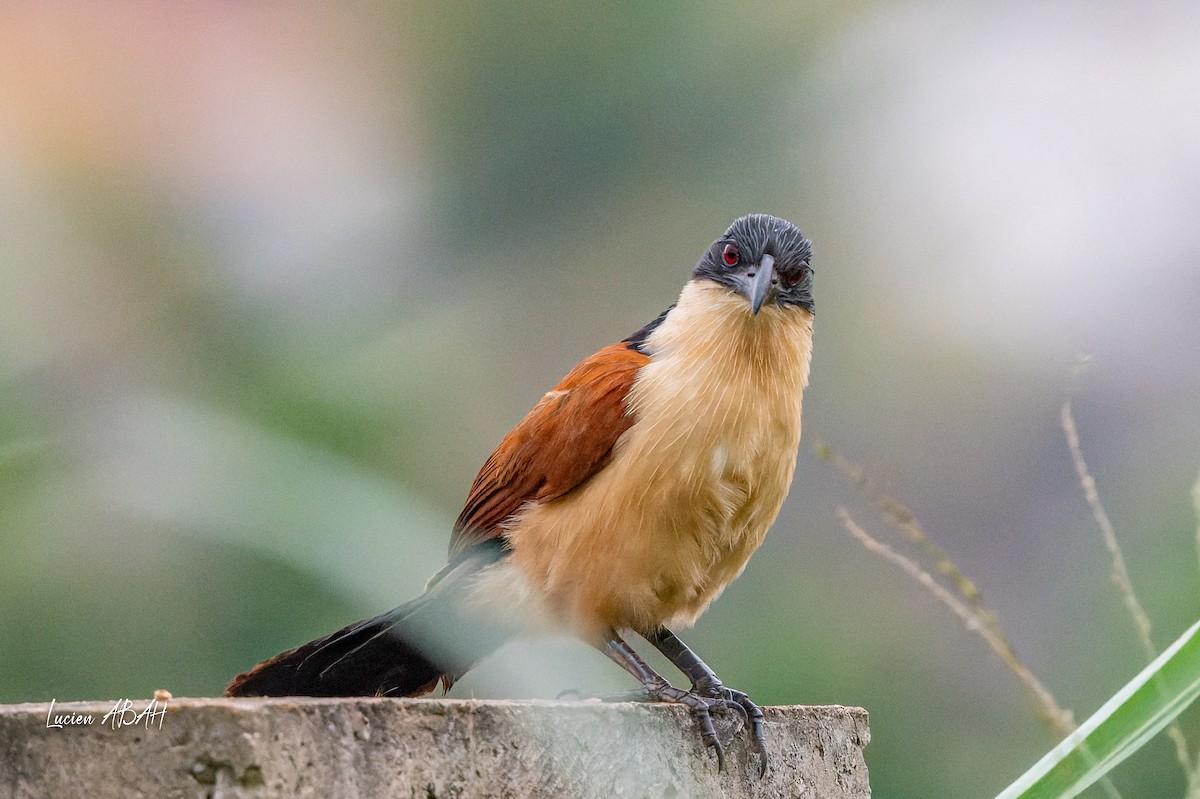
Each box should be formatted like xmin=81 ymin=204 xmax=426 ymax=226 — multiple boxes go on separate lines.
xmin=693 ymin=214 xmax=813 ymax=315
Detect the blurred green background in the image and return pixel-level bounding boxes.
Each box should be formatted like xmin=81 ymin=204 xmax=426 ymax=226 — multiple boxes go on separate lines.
xmin=2 ymin=2 xmax=1198 ymax=796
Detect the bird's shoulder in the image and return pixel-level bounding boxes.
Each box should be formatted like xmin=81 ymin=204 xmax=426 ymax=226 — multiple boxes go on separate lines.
xmin=448 ymin=334 xmax=656 ymax=560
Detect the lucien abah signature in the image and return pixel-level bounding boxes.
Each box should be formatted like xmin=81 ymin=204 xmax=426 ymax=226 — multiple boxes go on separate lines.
xmin=45 ymin=695 xmax=169 ymax=731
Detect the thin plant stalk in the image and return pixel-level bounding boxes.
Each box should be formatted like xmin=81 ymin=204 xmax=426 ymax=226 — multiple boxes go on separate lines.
xmin=837 ymin=506 xmax=1130 ymax=799
xmin=1193 ymin=472 xmax=1200 ymax=601
xmin=1062 ymin=399 xmax=1198 ymax=797
xmin=1190 ymin=472 xmax=1200 ymax=585
xmin=1061 ymin=401 xmax=1156 ymax=661
xmin=816 ymin=440 xmax=990 ymax=619
xmin=837 ymin=507 xmax=1074 ymax=736
xmin=1195 ymin=471 xmax=1200 ymax=782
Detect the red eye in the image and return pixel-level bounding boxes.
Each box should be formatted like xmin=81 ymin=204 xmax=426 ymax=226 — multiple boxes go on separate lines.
xmin=785 ymin=266 xmax=809 ymax=287
xmin=721 ymin=243 xmax=739 ymax=266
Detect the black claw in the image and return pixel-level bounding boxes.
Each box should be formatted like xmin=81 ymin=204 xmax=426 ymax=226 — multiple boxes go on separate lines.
xmin=725 ymin=689 xmax=768 ymax=776
xmin=598 ymin=632 xmax=747 ymax=774
xmin=693 ymin=708 xmax=725 ymax=770
xmin=639 ymin=628 xmax=770 ymax=776
xmin=642 ymin=683 xmax=746 ymax=773
xmin=711 ymin=738 xmax=727 ymax=772
xmin=695 ymin=684 xmax=768 ymax=776
xmin=557 ymin=687 xmax=655 ymax=703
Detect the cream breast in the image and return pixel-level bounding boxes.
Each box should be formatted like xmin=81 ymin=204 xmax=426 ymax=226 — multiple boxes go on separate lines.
xmin=501 ymin=280 xmax=814 ymax=639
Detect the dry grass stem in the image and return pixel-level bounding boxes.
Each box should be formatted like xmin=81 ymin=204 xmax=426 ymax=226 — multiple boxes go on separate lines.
xmin=815 ymin=439 xmax=1008 ymax=657
xmin=836 ymin=506 xmax=1076 ymax=737
xmin=821 ymin=417 xmax=1191 ymax=797
xmin=1060 ymin=400 xmax=1155 ymax=657
xmin=1190 ymin=471 xmax=1200 ymax=791
xmin=1193 ymin=472 xmax=1200 ymax=593
xmin=1061 ymin=399 xmax=1197 ymax=793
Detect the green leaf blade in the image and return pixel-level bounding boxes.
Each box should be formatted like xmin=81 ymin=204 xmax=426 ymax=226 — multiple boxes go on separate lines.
xmin=995 ymin=618 xmax=1200 ymax=799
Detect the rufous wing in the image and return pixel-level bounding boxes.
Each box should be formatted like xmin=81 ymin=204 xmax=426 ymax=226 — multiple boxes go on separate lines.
xmin=449 ymin=342 xmax=649 ymax=559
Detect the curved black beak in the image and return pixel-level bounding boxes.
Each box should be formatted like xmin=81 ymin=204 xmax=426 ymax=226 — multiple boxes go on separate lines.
xmin=747 ymin=254 xmax=775 ymax=315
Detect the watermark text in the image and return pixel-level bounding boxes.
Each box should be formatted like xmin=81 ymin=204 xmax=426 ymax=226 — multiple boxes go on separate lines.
xmin=45 ymin=696 xmax=168 ymax=731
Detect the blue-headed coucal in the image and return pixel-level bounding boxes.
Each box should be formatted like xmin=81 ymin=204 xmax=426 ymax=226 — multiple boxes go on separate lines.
xmin=227 ymin=213 xmax=815 ymax=773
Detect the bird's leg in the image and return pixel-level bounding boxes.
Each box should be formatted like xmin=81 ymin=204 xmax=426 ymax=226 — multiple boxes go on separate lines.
xmin=597 ymin=629 xmax=743 ymax=772
xmin=646 ymin=627 xmax=768 ymax=776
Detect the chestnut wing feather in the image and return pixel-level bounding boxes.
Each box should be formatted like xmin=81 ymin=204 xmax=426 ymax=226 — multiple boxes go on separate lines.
xmin=449 ymin=342 xmax=649 ymax=559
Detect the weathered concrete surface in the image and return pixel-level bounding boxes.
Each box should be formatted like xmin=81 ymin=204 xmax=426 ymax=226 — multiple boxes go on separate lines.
xmin=0 ymin=697 xmax=869 ymax=799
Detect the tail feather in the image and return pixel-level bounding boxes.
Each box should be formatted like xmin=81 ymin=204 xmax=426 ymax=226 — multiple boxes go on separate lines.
xmin=226 ymin=543 xmax=511 ymax=698
xmin=226 ymin=597 xmax=445 ymax=697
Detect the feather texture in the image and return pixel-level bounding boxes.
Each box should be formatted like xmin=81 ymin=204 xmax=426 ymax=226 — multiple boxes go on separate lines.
xmin=227 ymin=215 xmax=816 ymax=715
xmin=226 ymin=541 xmax=509 ymax=697
xmin=449 ymin=342 xmax=649 ymax=559
xmin=496 ymin=280 xmax=814 ymax=639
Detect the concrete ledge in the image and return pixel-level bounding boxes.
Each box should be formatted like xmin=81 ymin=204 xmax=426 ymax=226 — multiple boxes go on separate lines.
xmin=0 ymin=697 xmax=869 ymax=798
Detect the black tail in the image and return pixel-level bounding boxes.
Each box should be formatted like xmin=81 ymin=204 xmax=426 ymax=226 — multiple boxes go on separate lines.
xmin=226 ymin=543 xmax=511 ymax=698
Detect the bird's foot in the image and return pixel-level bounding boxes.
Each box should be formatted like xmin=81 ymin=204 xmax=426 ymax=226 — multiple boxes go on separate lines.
xmin=558 ymin=683 xmax=748 ymax=771
xmin=691 ymin=680 xmax=768 ymax=777
xmin=555 ymin=687 xmax=654 ymax=703
xmin=643 ymin=680 xmax=749 ymax=772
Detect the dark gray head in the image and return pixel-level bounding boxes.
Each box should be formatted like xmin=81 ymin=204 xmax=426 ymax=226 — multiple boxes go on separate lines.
xmin=693 ymin=214 xmax=814 ymax=314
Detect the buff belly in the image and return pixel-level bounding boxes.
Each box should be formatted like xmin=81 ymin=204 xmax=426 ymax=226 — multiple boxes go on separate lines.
xmin=501 ymin=281 xmax=813 ymax=640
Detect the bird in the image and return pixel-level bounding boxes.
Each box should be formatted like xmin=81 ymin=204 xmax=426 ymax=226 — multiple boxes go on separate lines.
xmin=226 ymin=213 xmax=815 ymax=774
